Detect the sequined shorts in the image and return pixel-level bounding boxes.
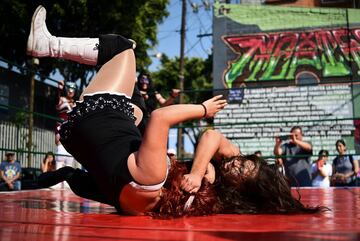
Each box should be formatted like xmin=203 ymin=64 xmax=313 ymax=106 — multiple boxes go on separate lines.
xmin=58 ymin=92 xmax=142 ymax=208
xmin=60 ymin=92 xmax=135 ymax=141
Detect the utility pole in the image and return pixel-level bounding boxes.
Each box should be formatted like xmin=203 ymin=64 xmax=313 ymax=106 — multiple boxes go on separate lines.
xmin=177 ymin=0 xmax=187 ymax=158
xmin=28 ymin=58 xmax=39 ymax=167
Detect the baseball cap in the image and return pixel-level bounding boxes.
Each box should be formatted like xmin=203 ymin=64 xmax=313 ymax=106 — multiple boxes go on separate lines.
xmin=5 ymin=152 xmax=15 ymax=156
xmin=66 ymin=82 xmax=76 ymax=92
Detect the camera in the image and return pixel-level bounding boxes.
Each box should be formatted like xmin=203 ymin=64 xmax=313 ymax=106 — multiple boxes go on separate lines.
xmin=278 ymin=135 xmax=290 ymax=141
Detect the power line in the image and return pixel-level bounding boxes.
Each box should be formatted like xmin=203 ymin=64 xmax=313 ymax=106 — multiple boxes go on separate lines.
xmin=184 ymin=0 xmax=213 ymax=56
xmin=185 ymin=37 xmax=202 ymax=55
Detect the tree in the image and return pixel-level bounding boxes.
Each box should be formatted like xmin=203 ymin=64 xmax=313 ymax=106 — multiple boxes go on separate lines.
xmin=151 ymin=53 xmax=213 ymax=151
xmin=152 ymin=53 xmax=213 ymax=101
xmin=0 ymin=0 xmax=169 ymax=87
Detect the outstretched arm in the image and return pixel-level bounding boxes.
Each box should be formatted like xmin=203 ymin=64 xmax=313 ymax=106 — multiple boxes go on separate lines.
xmin=128 ymin=96 xmax=227 ymax=186
xmin=181 ymin=129 xmax=240 ymax=193
xmin=156 ymin=89 xmax=180 ymax=107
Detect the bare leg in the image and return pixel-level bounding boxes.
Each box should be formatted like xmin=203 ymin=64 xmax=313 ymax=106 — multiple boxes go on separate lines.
xmin=80 ymin=49 xmax=136 ymax=99
xmin=59 ymin=46 xmax=226 ymax=187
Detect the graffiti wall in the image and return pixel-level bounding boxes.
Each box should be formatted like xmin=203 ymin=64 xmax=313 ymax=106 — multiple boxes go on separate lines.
xmin=213 ymin=4 xmax=360 ymax=157
xmin=223 ymin=28 xmax=360 ymax=87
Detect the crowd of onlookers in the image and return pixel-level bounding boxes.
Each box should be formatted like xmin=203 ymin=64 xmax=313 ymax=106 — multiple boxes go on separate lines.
xmin=0 ymin=151 xmax=67 ymax=191
xmin=1 ymin=124 xmax=359 ymax=191
xmin=269 ymin=126 xmax=359 ymax=188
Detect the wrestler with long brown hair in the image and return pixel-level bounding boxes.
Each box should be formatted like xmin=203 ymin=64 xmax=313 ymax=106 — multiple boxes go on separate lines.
xmin=29 ymin=6 xmax=324 ymax=217
xmin=181 ymin=129 xmax=326 ymax=214
xmin=29 ymin=5 xmax=226 ymax=216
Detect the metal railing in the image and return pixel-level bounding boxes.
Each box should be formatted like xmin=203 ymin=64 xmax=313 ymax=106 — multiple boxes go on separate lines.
xmin=0 ymin=121 xmax=56 ymax=168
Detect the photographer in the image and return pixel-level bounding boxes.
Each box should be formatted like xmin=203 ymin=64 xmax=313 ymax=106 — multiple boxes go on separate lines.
xmin=273 ymin=126 xmax=313 ymax=187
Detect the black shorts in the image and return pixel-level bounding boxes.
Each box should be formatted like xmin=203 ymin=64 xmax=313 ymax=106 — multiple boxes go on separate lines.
xmin=60 ymin=93 xmax=142 ymax=207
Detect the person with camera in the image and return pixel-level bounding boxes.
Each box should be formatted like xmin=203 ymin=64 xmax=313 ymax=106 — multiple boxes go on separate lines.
xmin=273 ymin=126 xmax=313 ymax=186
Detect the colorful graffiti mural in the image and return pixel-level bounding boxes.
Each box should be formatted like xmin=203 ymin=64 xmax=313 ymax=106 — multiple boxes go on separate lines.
xmin=213 ymin=4 xmax=360 ymax=158
xmin=223 ymin=28 xmax=360 ymax=87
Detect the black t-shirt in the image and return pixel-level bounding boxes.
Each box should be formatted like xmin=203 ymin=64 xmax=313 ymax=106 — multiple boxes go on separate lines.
xmin=281 ymin=142 xmax=312 ymax=187
xmin=131 ymin=85 xmax=150 ymax=136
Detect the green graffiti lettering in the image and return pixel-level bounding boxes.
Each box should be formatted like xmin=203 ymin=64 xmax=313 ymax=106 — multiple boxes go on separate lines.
xmin=223 ymin=27 xmax=360 ymax=87
xmin=225 ymin=54 xmax=252 ymax=87
xmin=321 ymin=54 xmax=350 ymax=76
xmin=247 ymin=58 xmax=264 ymax=81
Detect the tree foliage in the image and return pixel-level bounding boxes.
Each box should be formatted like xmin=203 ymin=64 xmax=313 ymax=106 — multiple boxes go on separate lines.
xmin=0 ymin=0 xmax=169 ymax=87
xmin=151 ymin=53 xmax=213 ymax=103
xmin=151 ymin=54 xmax=214 ymax=150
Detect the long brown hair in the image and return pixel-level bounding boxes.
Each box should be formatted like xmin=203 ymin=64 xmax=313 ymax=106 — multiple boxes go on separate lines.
xmin=42 ymin=152 xmax=56 ymax=172
xmin=151 ymin=161 xmax=221 ymax=218
xmin=217 ymin=155 xmax=327 ymax=214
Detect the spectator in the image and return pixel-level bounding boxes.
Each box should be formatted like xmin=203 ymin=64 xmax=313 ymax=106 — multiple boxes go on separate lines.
xmin=0 ymin=152 xmax=22 ymax=191
xmin=137 ymin=73 xmax=180 ymax=114
xmin=273 ymin=126 xmax=313 ymax=186
xmin=311 ymin=150 xmax=332 ymax=187
xmin=56 ymin=80 xmax=76 ymax=146
xmin=41 ymin=152 xmax=56 ymax=173
xmin=55 ymin=80 xmax=78 ymax=189
xmin=331 ymin=139 xmax=359 ymax=186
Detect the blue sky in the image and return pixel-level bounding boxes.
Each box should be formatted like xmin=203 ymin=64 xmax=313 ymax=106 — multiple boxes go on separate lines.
xmin=41 ymin=1 xmax=213 ymax=84
xmin=0 ymin=1 xmax=214 ymax=156
xmin=150 ymin=0 xmax=214 ymax=154
xmin=149 ymin=0 xmax=213 ymax=71
xmin=0 ymin=0 xmax=214 ymax=155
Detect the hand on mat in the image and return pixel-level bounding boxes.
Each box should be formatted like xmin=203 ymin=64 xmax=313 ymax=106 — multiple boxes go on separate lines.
xmin=181 ymin=173 xmax=202 ymax=193
xmin=202 ymin=95 xmax=227 ymax=118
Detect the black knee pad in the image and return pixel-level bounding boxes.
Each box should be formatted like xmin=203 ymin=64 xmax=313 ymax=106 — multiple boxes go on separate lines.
xmin=97 ymin=34 xmax=134 ymax=66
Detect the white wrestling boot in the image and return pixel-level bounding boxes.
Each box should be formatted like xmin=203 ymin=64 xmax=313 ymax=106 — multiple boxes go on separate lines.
xmin=27 ymin=5 xmax=99 ymax=65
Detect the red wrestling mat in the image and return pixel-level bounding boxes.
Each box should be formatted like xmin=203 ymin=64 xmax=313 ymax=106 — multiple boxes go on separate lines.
xmin=0 ymin=188 xmax=359 ymax=241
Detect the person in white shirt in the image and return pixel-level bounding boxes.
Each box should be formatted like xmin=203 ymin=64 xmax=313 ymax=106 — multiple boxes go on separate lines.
xmin=311 ymin=150 xmax=332 ymax=187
